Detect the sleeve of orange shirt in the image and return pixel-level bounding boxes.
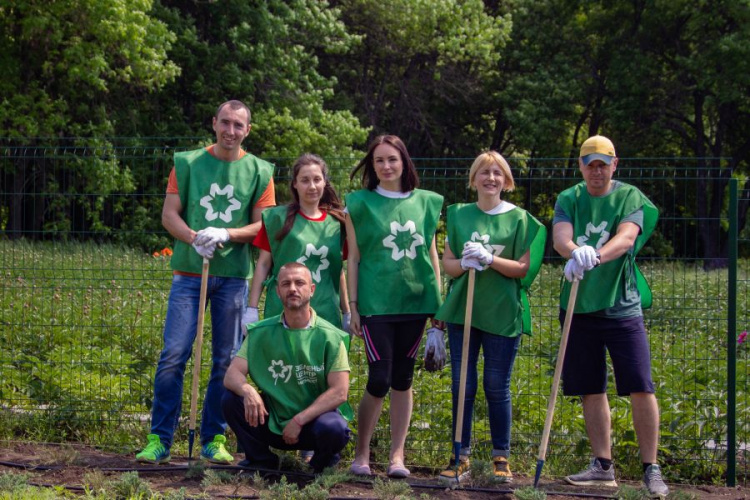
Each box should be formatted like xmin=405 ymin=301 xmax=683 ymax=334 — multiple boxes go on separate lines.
xmin=166 ymin=167 xmax=276 ymax=209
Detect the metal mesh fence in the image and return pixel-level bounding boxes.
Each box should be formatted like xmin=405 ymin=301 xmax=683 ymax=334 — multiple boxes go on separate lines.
xmin=0 ymin=138 xmax=747 ymax=484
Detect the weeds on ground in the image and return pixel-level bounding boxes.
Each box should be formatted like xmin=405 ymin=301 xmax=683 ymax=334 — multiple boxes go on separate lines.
xmin=200 ymin=469 xmax=235 ymax=488
xmin=666 ymin=491 xmax=698 ymax=500
xmin=82 ymin=470 xmax=109 ymax=494
xmin=467 ymin=459 xmax=494 ymax=487
xmin=371 ymin=477 xmax=414 ymax=499
xmin=614 ymin=484 xmax=650 ymax=499
xmin=258 ymin=475 xmax=328 ymax=500
xmin=0 ymin=471 xmax=31 ymax=493
xmin=246 ymin=471 xmax=268 ymax=491
xmin=111 ymin=471 xmax=152 ymax=499
xmin=312 ymin=467 xmax=353 ymax=489
xmin=514 ymin=486 xmax=547 ymax=500
xmin=184 ymin=461 xmax=205 ymax=479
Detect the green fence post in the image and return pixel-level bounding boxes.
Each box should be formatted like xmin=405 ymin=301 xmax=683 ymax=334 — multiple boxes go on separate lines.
xmin=727 ymin=177 xmax=737 ymax=487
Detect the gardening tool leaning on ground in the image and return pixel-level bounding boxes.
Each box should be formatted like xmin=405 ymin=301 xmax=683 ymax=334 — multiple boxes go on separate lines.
xmin=453 ymin=268 xmax=476 ymax=483
xmin=533 ymin=278 xmax=580 ymax=487
xmin=188 ymin=256 xmax=210 ymax=461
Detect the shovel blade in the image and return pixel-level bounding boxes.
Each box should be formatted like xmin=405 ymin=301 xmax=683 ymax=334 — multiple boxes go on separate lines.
xmin=533 ymin=458 xmax=544 ymax=487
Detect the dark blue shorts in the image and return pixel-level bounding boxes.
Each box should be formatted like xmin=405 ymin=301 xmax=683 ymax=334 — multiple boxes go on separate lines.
xmin=560 ymin=311 xmax=655 ymax=396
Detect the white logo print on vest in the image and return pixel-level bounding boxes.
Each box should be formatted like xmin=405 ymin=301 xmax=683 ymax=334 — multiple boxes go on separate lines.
xmin=382 ymin=220 xmax=425 ymax=261
xmin=200 ymin=183 xmax=241 ymax=223
xmin=470 ymin=231 xmax=505 ymax=256
xmin=576 ymin=221 xmax=610 ymax=250
xmin=268 ymin=359 xmax=293 ymax=385
xmin=296 ymin=244 xmax=330 ymax=283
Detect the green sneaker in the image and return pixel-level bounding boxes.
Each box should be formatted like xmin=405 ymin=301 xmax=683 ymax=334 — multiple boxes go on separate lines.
xmin=136 ymin=434 xmax=170 ymax=464
xmin=201 ymin=435 xmax=233 ymax=464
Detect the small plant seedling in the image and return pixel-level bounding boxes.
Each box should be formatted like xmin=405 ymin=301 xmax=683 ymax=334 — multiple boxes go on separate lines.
xmin=514 ymin=486 xmax=547 ymax=500
xmin=372 ymin=477 xmax=415 ymax=500
xmin=111 ymin=471 xmax=152 ymax=499
xmin=200 ymin=468 xmax=235 ymax=488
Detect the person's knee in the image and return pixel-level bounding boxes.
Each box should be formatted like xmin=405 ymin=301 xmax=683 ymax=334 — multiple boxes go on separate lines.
xmin=390 ymin=359 xmax=415 ymax=392
xmin=221 ymin=391 xmax=242 ymax=422
xmin=314 ymin=413 xmax=350 ymax=451
xmin=366 ymin=364 xmax=392 ymax=398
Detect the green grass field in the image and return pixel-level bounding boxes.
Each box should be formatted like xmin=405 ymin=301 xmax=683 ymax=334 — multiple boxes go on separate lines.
xmin=0 ymin=240 xmax=747 ymax=485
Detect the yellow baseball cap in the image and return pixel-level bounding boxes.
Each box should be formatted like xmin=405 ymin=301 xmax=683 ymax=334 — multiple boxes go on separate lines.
xmin=580 ymin=135 xmax=616 ymax=165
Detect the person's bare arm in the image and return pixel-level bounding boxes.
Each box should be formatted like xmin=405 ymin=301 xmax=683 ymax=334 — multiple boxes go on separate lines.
xmin=281 ymin=370 xmax=349 ymax=444
xmin=597 ymin=222 xmax=640 ymax=264
xmin=162 ymin=194 xmax=195 ymax=244
xmin=429 ymin=236 xmax=441 ymax=294
xmin=225 ymin=206 xmax=266 ymax=243
xmin=345 ymin=214 xmax=361 ymax=336
xmin=249 ymin=250 xmax=273 ymax=308
xmin=552 ymin=221 xmax=576 ymax=259
xmin=224 ymin=356 xmax=268 ymax=426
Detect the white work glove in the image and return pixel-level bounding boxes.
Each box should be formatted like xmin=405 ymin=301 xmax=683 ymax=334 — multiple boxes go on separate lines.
xmin=564 ymin=258 xmax=585 ymax=282
xmin=463 ymin=242 xmax=494 ymax=266
xmin=242 ymin=307 xmax=259 ymax=328
xmin=460 ymin=255 xmax=485 ymax=271
xmin=193 ymin=227 xmax=230 ymax=247
xmin=342 ymin=312 xmax=351 ymax=333
xmin=192 ymin=241 xmax=215 ymax=259
xmin=423 ymin=327 xmax=446 ymax=372
xmin=571 ymin=245 xmax=599 ymax=270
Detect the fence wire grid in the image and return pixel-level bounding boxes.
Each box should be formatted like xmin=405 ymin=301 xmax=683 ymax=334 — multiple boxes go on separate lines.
xmin=0 ymin=138 xmax=748 ymax=485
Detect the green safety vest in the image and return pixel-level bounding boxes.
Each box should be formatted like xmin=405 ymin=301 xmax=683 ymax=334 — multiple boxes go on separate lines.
xmin=171 ymin=148 xmax=274 ymax=278
xmin=556 ymin=182 xmax=658 ymax=313
xmin=435 ymin=203 xmax=546 ymax=336
xmin=261 ymin=206 xmax=344 ymax=327
xmin=241 ymin=310 xmax=352 ymax=434
xmin=346 ymin=189 xmax=443 ymax=316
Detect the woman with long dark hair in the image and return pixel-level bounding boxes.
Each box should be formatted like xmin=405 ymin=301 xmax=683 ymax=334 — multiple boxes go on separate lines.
xmin=247 ymin=153 xmax=350 ymax=329
xmin=345 ymin=135 xmax=443 ymax=478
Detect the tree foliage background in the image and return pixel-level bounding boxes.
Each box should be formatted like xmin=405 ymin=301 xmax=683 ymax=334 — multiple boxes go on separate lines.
xmin=1 ymin=0 xmax=749 ymax=263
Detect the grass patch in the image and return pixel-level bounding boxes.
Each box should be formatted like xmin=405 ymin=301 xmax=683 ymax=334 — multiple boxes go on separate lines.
xmin=1 ymin=240 xmax=748 ymax=485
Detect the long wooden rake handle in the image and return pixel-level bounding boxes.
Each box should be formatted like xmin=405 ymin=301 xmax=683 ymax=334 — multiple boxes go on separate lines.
xmin=454 ymin=268 xmax=476 ymax=448
xmin=188 ymin=257 xmax=210 ymax=458
xmin=537 ymin=279 xmax=580 ymax=464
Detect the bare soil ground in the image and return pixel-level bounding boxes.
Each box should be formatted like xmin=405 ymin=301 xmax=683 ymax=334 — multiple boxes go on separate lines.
xmin=0 ymin=442 xmax=747 ymax=499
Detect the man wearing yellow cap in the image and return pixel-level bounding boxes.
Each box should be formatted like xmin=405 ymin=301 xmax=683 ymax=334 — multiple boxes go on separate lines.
xmin=552 ymin=135 xmax=668 ymax=498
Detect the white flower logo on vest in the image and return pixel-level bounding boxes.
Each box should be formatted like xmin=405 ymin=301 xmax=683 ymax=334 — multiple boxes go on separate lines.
xmin=268 ymin=359 xmax=293 ymax=385
xmin=200 ymin=183 xmax=241 ymax=223
xmin=576 ymin=221 xmax=610 ymax=250
xmin=470 ymin=231 xmax=505 ymax=256
xmin=382 ymin=220 xmax=425 ymax=261
xmin=296 ymin=244 xmax=330 ymax=283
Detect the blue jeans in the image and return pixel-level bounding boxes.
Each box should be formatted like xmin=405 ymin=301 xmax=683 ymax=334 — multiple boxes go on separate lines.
xmin=150 ymin=274 xmax=247 ymax=448
xmin=448 ymin=323 xmax=521 ymax=456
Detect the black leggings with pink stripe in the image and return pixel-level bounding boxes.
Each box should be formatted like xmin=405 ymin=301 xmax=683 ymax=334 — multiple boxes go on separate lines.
xmin=360 ymin=314 xmax=428 ymax=398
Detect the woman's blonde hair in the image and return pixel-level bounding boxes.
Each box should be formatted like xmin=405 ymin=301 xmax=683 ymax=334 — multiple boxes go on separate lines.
xmin=468 ymin=151 xmax=515 ymax=192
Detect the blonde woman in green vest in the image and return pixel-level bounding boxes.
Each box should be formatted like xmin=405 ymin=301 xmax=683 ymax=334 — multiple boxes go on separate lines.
xmin=434 ymin=151 xmax=546 ymax=484
xmin=345 ymin=135 xmax=443 ymax=478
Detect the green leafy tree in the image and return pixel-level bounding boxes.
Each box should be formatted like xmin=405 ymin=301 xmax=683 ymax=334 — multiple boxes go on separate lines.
xmin=324 ymin=0 xmax=511 ymax=156
xmin=0 ymin=0 xmax=179 ymax=238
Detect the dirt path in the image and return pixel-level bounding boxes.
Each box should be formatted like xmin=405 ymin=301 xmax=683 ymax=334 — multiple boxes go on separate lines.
xmin=0 ymin=442 xmax=746 ymax=499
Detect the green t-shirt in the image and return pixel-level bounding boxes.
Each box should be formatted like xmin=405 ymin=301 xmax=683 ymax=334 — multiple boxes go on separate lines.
xmin=260 ymin=206 xmax=344 ymax=327
xmin=237 ymin=309 xmax=350 ymax=434
xmin=345 ymin=188 xmax=443 ymax=316
xmin=555 ymin=181 xmax=658 ymax=316
xmin=170 ymin=147 xmax=274 ymax=278
xmin=435 ymin=202 xmax=546 ymax=336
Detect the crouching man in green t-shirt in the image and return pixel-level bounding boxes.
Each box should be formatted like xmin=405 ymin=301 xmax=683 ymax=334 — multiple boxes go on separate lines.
xmin=222 ymin=262 xmax=351 ymax=472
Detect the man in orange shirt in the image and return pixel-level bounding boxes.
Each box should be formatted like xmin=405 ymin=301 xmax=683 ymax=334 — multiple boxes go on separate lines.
xmin=137 ymin=100 xmax=275 ymax=465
